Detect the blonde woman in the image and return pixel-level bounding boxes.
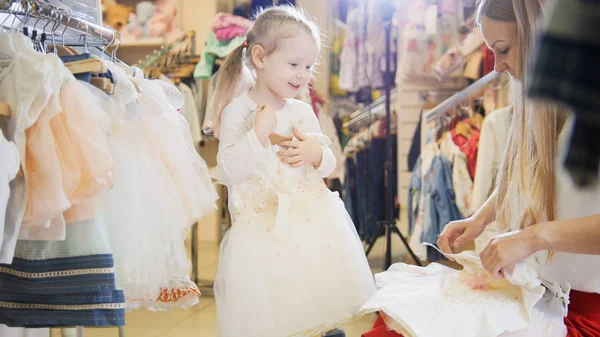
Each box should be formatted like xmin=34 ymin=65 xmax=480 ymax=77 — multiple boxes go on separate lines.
xmin=437 ymin=0 xmax=600 ymax=335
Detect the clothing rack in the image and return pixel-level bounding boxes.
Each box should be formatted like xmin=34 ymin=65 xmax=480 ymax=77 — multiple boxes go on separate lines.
xmin=137 ymin=30 xmax=197 ymax=69
xmin=424 ymin=71 xmax=500 ymax=123
xmin=1 ymin=0 xmax=115 ymax=47
xmin=1 ymin=1 xmax=125 ymax=337
xmin=343 ymin=88 xmax=398 ymax=128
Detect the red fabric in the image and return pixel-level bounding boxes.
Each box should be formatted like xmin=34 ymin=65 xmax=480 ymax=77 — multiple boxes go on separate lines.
xmin=451 ymin=126 xmax=480 ymax=180
xmin=566 ymin=290 xmax=600 ymax=337
xmin=482 ymin=44 xmax=495 ymax=75
xmin=362 ymin=315 xmax=403 ymax=337
xmin=308 ymin=86 xmax=324 ymax=116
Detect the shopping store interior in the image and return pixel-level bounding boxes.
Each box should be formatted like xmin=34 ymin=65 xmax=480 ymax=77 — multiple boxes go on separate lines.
xmin=0 ymin=0 xmax=519 ymax=336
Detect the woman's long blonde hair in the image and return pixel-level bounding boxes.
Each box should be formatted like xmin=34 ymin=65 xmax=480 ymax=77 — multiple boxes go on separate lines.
xmin=205 ymin=5 xmax=320 ymax=138
xmin=477 ymin=0 xmax=567 ymax=232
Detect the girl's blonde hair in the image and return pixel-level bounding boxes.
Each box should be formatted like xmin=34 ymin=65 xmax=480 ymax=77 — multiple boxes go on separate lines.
xmin=206 ymin=5 xmax=320 ymax=138
xmin=477 ymin=0 xmax=567 ymax=234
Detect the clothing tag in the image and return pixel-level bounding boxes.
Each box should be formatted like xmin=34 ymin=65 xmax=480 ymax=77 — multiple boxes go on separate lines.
xmin=425 ymin=5 xmax=438 ymax=35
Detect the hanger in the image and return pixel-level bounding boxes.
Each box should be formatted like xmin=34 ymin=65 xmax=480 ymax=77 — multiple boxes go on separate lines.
xmin=0 ymin=102 xmax=11 ymax=117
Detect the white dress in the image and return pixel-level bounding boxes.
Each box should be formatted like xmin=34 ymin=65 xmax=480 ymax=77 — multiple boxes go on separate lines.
xmin=360 ymin=246 xmax=567 ymax=337
xmin=98 ymin=66 xmax=218 ymax=310
xmin=213 ymin=94 xmax=376 ymax=337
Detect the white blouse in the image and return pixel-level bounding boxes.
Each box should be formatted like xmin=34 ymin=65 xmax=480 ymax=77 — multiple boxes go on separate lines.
xmin=537 ymin=118 xmax=600 ymax=294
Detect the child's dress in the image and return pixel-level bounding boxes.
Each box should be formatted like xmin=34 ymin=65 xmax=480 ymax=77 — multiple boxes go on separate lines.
xmin=213 ymin=93 xmax=376 ymax=337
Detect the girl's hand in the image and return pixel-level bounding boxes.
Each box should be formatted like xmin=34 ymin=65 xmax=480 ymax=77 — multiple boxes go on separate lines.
xmin=437 ymin=216 xmax=487 ymax=255
xmin=277 ymin=128 xmax=323 ymax=168
xmin=254 ymin=104 xmax=277 ymax=146
xmin=479 ymin=228 xmax=539 ymax=278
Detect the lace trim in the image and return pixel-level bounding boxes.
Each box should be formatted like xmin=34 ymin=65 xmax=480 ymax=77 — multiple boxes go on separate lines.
xmin=0 ymin=301 xmax=125 ymax=311
xmin=0 ymin=266 xmax=115 ymax=279
xmin=156 ymin=285 xmax=201 ymax=303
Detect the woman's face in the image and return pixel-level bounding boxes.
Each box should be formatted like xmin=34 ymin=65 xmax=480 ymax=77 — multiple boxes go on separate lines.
xmin=480 ymin=15 xmax=519 ymax=78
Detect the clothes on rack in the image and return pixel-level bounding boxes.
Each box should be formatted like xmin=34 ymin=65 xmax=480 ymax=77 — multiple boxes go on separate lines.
xmin=343 ymin=120 xmax=399 ymax=242
xmin=338 ymin=1 xmax=384 ymax=93
xmin=408 ymin=110 xmax=485 ymax=261
xmin=194 ymin=31 xmax=246 ymax=80
xmin=177 ymin=82 xmax=204 ymax=146
xmin=210 ymin=12 xmax=253 ymax=41
xmin=0 ymin=29 xmax=218 ymax=327
xmin=0 ymin=326 xmax=48 ymax=337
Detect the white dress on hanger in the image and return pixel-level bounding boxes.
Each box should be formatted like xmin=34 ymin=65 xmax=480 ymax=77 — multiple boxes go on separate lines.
xmin=0 ymin=130 xmax=20 ymax=253
xmin=98 ymin=65 xmax=218 ymax=310
xmin=213 ymin=94 xmax=375 ymax=337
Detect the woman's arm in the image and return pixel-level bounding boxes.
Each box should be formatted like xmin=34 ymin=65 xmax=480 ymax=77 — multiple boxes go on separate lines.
xmin=532 ymin=214 xmax=600 ymax=254
xmin=473 ymin=189 xmax=498 ymax=226
xmin=480 ymin=213 xmax=600 ymax=277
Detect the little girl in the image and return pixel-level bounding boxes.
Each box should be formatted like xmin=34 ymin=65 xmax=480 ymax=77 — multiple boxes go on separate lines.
xmin=210 ymin=6 xmax=376 ymax=337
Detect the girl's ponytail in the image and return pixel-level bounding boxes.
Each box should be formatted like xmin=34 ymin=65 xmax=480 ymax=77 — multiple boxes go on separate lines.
xmin=203 ymin=43 xmax=250 ymax=138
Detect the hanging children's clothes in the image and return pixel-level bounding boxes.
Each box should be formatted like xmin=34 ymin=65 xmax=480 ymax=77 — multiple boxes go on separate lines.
xmin=213 ymin=93 xmax=375 ymax=337
xmin=98 ymin=65 xmax=217 ymax=311
xmin=338 ymin=2 xmax=384 ymax=93
xmin=177 ymin=82 xmax=203 ymax=147
xmin=0 ymin=130 xmax=19 ymax=255
xmin=360 ymin=248 xmax=568 ymax=337
xmin=470 ymin=106 xmax=512 ymax=213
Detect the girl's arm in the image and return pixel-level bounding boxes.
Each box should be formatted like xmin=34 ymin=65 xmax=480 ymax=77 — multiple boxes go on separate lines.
xmin=299 ymin=104 xmax=336 ymax=178
xmin=215 ymin=103 xmax=272 ymax=184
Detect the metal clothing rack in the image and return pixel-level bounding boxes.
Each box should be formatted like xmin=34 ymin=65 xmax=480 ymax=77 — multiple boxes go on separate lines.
xmin=342 ymin=88 xmax=398 ymax=129
xmin=1 ymin=1 xmax=125 ymax=337
xmin=424 ymin=70 xmax=500 ymax=123
xmin=137 ymin=30 xmax=196 ymax=69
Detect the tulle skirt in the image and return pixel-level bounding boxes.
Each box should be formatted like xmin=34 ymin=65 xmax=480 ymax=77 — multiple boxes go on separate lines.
xmin=215 ymin=191 xmax=375 ymax=337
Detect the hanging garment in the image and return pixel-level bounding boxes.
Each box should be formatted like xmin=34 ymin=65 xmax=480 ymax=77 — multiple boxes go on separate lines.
xmin=439 ymin=132 xmax=473 ymax=217
xmin=528 ymin=0 xmax=600 ymax=187
xmin=359 ymin=248 xmax=567 ymax=337
xmin=407 ymin=158 xmax=421 ymax=236
xmin=0 ymin=32 xmax=71 ymax=262
xmin=0 ymin=326 xmax=48 ymax=337
xmin=0 ymin=130 xmax=19 ymax=259
xmin=210 ymin=12 xmax=254 ymax=32
xmin=99 ymin=67 xmax=217 ymax=311
xmin=422 ymin=155 xmax=463 ymax=261
xmin=177 ymin=82 xmax=203 ymax=146
xmin=407 ymin=110 xmax=422 ymax=172
xmin=338 ymin=2 xmax=384 ymax=92
xmin=194 ymin=32 xmax=246 ymax=80
xmin=470 ymin=106 xmax=511 ymax=213
xmin=213 ymin=93 xmax=375 ymax=337
xmin=0 ymin=213 xmax=126 ymax=328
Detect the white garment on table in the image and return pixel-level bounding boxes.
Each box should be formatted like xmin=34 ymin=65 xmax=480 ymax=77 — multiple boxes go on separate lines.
xmin=0 ymin=326 xmax=48 ymax=337
xmin=0 ymin=130 xmax=20 ymax=257
xmin=439 ymin=132 xmax=473 ymax=217
xmin=177 ymin=82 xmax=203 ymax=145
xmin=213 ymin=93 xmax=375 ymax=337
xmin=360 ymin=248 xmax=566 ymax=337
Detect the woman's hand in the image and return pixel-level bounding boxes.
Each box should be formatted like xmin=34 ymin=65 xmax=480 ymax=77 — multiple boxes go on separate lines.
xmin=437 ymin=216 xmax=487 ymax=255
xmin=277 ymin=128 xmax=323 ymax=168
xmin=480 ymin=229 xmax=540 ymax=278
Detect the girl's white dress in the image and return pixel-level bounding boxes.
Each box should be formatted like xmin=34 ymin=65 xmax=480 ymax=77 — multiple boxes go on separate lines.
xmin=213 ymin=93 xmax=376 ymax=337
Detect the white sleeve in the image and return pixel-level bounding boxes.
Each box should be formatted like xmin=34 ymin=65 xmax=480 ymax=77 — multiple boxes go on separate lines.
xmin=471 ymin=117 xmax=497 ymax=213
xmin=214 ymin=102 xmax=272 ymax=185
xmin=298 ymin=103 xmax=337 ymax=178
